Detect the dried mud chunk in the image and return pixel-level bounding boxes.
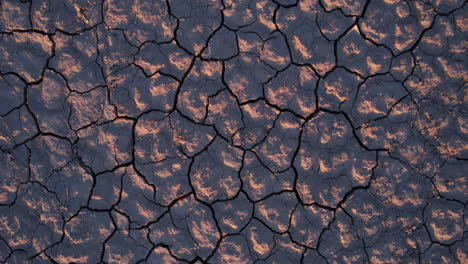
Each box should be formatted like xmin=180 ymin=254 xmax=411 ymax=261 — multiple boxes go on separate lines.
xmin=0 ymin=74 xmax=26 ymax=116
xmin=51 ymin=30 xmax=105 ymax=93
xmin=48 ymin=210 xmax=114 ymax=263
xmin=150 ymin=195 xmax=220 ymax=260
xmin=134 ymin=111 xmax=212 ymax=205
xmin=317 ymin=67 xmax=362 ymax=111
xmin=277 ymin=6 xmax=335 ymax=75
xmin=107 ymin=66 xmax=180 ymax=117
xmin=0 ymin=183 xmax=64 ymax=257
xmin=135 ymin=41 xmax=192 ymax=80
xmin=210 ymin=235 xmax=254 ymax=263
xmin=427 ymin=0 xmax=465 ymax=14
xmin=236 ymin=31 xmax=264 ymax=54
xmin=31 ymin=0 xmax=102 ymax=33
xmin=371 ymin=154 xmax=433 ymax=212
xmin=406 ymin=51 xmax=466 ymax=106
xmin=205 ymin=89 xmax=243 ymax=139
xmin=103 ymin=229 xmax=152 ymax=263
xmin=424 ymin=199 xmax=464 ymax=245
xmin=390 ymin=52 xmax=414 ymax=81
xmin=295 ymin=112 xmax=376 ymax=207
xmin=303 ymin=249 xmax=327 ymax=264
xmin=135 ymin=152 xmax=192 ymax=207
xmin=89 ymin=169 xmax=124 ymax=210
xmin=289 ymin=204 xmax=333 ymax=248
xmin=27 ymin=137 xmax=85 ymax=215
xmin=359 ymin=0 xmax=435 ymax=54
xmin=233 ymin=100 xmax=279 ymax=149
xmin=342 ymin=74 xmax=408 ymax=126
xmin=413 ymin=100 xmax=467 ymax=159
xmin=222 ymin=0 xmax=256 ymax=29
xmin=355 ymin=98 xmax=444 ymax=175
xmin=232 ymin=0 xmax=277 ymax=37
xmin=434 ymin=160 xmax=468 ymax=202
xmin=259 ymin=32 xmax=291 ymax=71
xmin=0 ymin=145 xmax=28 ymax=204
xmin=0 ymin=0 xmax=466 ymax=261
xmin=147 ymin=247 xmax=180 ymax=264
xmin=318 ymin=209 xmax=368 ymax=263
xmin=241 ymin=219 xmax=275 ymax=259
xmin=366 ymin=228 xmax=430 ymax=263
xmin=29 ymin=135 xmax=73 ymax=183
xmin=177 ymin=60 xmax=224 ymax=122
xmin=317 ymin=8 xmax=356 ymax=41
xmin=202 ymin=26 xmax=238 ymax=60
xmin=265 ymin=65 xmax=317 ymax=117
xmin=134 ymin=111 xmax=179 ymax=165
xmin=96 ymin=26 xmax=138 ymax=76
xmin=77 ymin=118 xmax=133 ymax=173
xmin=170 ymin=111 xmax=217 ymax=156
xmin=408 ymin=17 xmax=467 ymax=105
xmin=261 ymin=234 xmax=304 ymax=263
xmin=0 ymin=106 xmax=38 ymax=150
xmin=0 ymin=32 xmax=52 ymax=83
xmin=225 ymin=53 xmax=276 ymax=103
xmin=46 ymin=161 xmax=93 ymax=216
xmin=240 ymin=151 xmax=295 ymax=201
xmin=104 ymin=0 xmax=176 ymax=45
xmin=29 ymin=70 xmax=73 ymax=139
xmin=115 ymin=168 xmax=166 ymax=228
xmin=172 ymin=0 xmax=222 ymax=55
xmin=253 ymin=112 xmax=301 ymax=172
xmin=342 ymin=190 xmax=389 ymax=244
xmin=450 ymin=240 xmax=468 ymax=264
xmin=190 ymin=137 xmax=243 ymax=203
xmin=67 ymin=87 xmax=115 ymax=130
xmin=337 ymin=26 xmax=392 ymax=77
xmin=321 ymin=0 xmax=367 ymax=16
xmin=212 ymin=192 xmax=253 ymax=235
xmin=0 ymin=0 xmax=31 ymax=31
xmin=422 ymin=244 xmax=457 ymax=264
xmin=255 ymin=192 xmax=297 ymax=233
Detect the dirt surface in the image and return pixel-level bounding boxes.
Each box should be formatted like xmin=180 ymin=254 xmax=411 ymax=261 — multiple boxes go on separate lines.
xmin=0 ymin=0 xmax=467 ymax=263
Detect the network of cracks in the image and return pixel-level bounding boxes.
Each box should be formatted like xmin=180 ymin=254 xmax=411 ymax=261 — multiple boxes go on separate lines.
xmin=0 ymin=0 xmax=466 ymax=263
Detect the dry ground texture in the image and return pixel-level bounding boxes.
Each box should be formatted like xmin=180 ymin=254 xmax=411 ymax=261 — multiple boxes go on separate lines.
xmin=0 ymin=0 xmax=467 ymax=263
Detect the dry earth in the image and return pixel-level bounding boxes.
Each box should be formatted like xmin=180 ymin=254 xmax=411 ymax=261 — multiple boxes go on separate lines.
xmin=0 ymin=0 xmax=467 ymax=263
